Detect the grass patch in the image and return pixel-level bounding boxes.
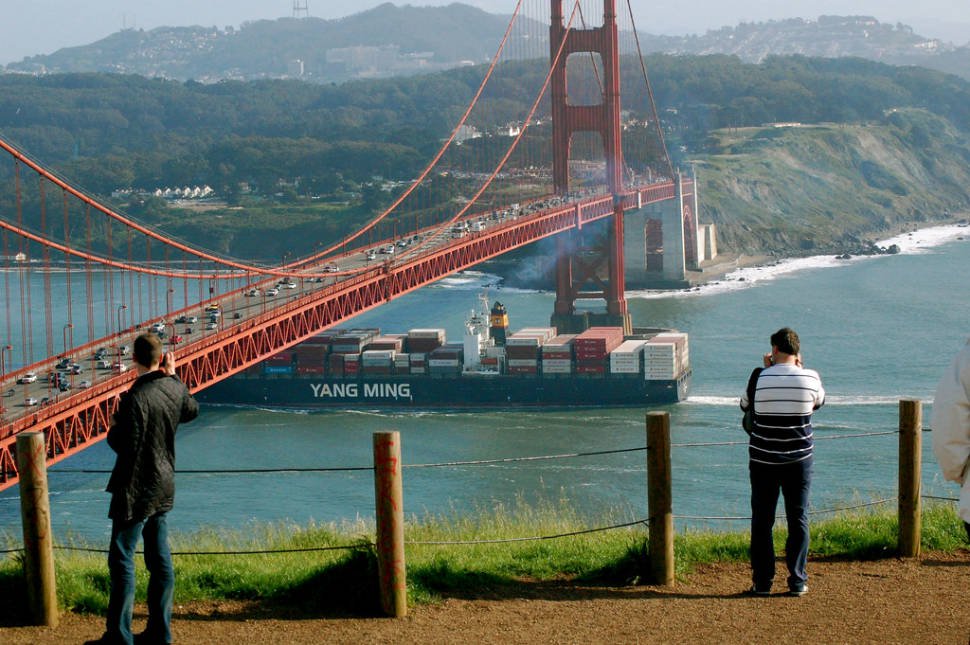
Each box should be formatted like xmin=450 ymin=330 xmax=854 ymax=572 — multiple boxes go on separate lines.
xmin=0 ymin=501 xmax=965 ymax=621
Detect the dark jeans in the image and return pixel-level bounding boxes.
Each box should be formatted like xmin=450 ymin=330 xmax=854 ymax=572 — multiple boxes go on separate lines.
xmin=749 ymin=458 xmax=812 ymax=591
xmin=106 ymin=512 xmax=174 ymax=645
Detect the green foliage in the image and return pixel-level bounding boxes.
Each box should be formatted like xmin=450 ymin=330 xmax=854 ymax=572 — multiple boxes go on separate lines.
xmin=3 ymin=53 xmax=970 ymax=258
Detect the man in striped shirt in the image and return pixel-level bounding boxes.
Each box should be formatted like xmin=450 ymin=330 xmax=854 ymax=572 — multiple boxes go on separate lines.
xmin=739 ymin=327 xmax=825 ymax=597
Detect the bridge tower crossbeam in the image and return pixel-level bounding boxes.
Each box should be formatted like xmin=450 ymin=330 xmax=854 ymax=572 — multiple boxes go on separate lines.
xmin=549 ymin=0 xmax=631 ymax=334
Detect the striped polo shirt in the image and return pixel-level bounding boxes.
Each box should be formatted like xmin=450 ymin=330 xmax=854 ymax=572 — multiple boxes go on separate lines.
xmin=740 ymin=363 xmax=825 ymax=465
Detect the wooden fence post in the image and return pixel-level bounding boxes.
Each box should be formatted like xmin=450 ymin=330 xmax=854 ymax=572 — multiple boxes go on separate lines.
xmin=373 ymin=431 xmax=407 ymax=617
xmin=898 ymin=399 xmax=922 ymax=558
xmin=16 ymin=432 xmax=59 ymax=627
xmin=647 ymin=411 xmax=674 ymax=585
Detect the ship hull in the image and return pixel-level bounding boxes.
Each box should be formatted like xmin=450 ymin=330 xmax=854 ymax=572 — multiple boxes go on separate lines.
xmin=196 ymin=371 xmax=691 ymax=410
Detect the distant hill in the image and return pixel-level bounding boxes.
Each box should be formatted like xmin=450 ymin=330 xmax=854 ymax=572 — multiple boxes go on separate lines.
xmin=642 ymin=15 xmax=970 ymax=79
xmin=4 ymin=5 xmax=969 ymax=82
xmin=3 ymin=3 xmax=528 ymax=83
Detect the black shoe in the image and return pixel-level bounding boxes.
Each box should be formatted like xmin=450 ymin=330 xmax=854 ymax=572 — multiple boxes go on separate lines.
xmin=745 ymin=585 xmax=771 ymax=596
xmin=787 ymin=583 xmax=809 ymax=597
xmin=134 ymin=631 xmax=172 ymax=645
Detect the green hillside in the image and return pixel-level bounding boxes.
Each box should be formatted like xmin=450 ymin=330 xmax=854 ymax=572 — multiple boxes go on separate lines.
xmin=697 ymin=110 xmax=970 ymax=255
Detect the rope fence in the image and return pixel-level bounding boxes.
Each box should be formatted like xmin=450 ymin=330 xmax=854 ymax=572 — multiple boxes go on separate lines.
xmin=3 ymin=399 xmax=965 ymax=622
xmin=49 ymin=543 xmax=370 ymax=556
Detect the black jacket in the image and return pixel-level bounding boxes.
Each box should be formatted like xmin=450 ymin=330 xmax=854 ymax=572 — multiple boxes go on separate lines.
xmin=106 ymin=370 xmax=199 ymax=522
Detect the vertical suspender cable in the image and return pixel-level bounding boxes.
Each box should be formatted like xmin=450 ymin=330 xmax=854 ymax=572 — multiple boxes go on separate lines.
xmin=625 ymin=0 xmax=674 ymax=180
xmin=125 ymin=228 xmax=133 ymax=329
xmin=142 ymin=235 xmax=149 ymax=323
xmin=39 ymin=178 xmax=54 ymax=360
xmin=62 ymin=190 xmax=74 ymax=355
xmin=105 ymin=219 xmax=115 ymax=335
xmin=181 ymin=251 xmax=189 ymax=310
xmin=15 ymin=162 xmax=31 ymax=365
xmin=84 ymin=205 xmax=95 ymax=344
xmin=1 ymin=229 xmax=10 ymax=347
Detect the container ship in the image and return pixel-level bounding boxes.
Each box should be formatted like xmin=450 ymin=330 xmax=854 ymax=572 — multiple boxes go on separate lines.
xmin=197 ymin=296 xmax=691 ymax=409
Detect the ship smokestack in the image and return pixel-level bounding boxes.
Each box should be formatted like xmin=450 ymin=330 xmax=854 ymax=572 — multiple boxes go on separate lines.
xmin=490 ymin=301 xmax=508 ymax=346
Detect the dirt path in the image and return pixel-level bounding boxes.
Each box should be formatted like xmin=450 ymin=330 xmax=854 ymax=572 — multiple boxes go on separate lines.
xmin=3 ymin=551 xmax=969 ymax=644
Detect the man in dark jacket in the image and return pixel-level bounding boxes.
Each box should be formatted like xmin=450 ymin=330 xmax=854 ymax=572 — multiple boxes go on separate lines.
xmin=90 ymin=333 xmax=198 ymax=645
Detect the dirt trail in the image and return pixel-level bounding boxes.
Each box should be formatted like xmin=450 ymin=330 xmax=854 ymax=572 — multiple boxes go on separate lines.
xmin=3 ymin=551 xmax=969 ymax=644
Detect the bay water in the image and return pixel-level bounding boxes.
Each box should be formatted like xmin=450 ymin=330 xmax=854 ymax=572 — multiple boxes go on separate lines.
xmin=2 ymin=225 xmax=969 ymax=543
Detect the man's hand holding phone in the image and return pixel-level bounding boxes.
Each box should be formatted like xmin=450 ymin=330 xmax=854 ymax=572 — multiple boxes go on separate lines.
xmin=161 ymin=351 xmax=176 ymax=376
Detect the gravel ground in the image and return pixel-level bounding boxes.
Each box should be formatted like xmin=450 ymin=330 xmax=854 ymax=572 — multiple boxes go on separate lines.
xmin=3 ymin=550 xmax=968 ymax=644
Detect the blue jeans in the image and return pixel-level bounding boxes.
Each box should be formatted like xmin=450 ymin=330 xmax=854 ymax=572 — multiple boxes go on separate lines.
xmin=106 ymin=512 xmax=174 ymax=644
xmin=749 ymin=458 xmax=812 ymax=591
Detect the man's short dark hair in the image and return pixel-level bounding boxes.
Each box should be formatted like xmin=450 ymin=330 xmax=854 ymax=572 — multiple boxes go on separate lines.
xmin=133 ymin=333 xmax=164 ymax=368
xmin=771 ymin=327 xmax=800 ymax=356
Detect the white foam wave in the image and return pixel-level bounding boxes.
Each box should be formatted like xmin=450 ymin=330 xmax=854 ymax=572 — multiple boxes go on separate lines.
xmin=687 ymin=394 xmax=911 ymax=407
xmin=433 ymin=270 xmax=543 ymax=294
xmin=823 ymin=395 xmax=917 ymax=406
xmin=628 ymin=223 xmax=970 ymax=300
xmin=686 ymin=395 xmax=739 ymax=406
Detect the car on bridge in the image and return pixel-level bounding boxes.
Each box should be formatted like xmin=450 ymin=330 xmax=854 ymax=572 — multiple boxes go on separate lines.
xmin=18 ymin=372 xmax=37 ymax=384
xmin=246 ymin=288 xmax=260 ymax=297
xmin=279 ymin=280 xmax=297 ymax=289
xmin=265 ymin=287 xmax=279 ymax=297
xmin=78 ymin=380 xmax=91 ymax=389
xmin=323 ymin=264 xmax=339 ymax=273
xmin=205 ymin=321 xmax=218 ymax=331
xmin=169 ymin=335 xmax=184 ymax=345
xmin=112 ymin=362 xmax=128 ymax=373
xmin=24 ymin=397 xmax=38 ymax=407
xmin=175 ymin=315 xmax=198 ymax=324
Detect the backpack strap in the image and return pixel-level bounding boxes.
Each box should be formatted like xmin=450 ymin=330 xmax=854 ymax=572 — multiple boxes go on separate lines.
xmin=746 ymin=367 xmax=763 ymax=412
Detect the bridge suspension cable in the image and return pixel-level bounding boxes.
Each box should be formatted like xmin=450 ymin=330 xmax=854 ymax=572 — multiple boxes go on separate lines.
xmin=624 ymin=0 xmax=675 ymax=181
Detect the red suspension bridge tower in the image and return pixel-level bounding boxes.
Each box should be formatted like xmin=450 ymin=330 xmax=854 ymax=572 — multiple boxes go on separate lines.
xmin=549 ymin=0 xmax=631 ymax=334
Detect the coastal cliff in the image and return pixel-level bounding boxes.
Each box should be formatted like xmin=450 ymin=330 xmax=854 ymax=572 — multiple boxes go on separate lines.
xmin=696 ymin=109 xmax=970 ymax=256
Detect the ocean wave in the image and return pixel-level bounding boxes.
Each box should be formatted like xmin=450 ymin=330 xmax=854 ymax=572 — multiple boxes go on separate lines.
xmin=432 ymin=270 xmax=544 ymax=294
xmin=687 ymin=394 xmax=911 ymax=407
xmin=629 ymin=223 xmax=970 ymax=300
xmin=685 ymin=395 xmax=740 ymax=406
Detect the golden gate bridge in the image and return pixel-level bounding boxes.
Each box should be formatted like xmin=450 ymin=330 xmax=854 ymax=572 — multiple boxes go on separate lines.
xmin=0 ymin=0 xmax=701 ymax=490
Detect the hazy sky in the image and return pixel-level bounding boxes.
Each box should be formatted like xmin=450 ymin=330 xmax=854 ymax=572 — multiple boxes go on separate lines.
xmin=2 ymin=0 xmax=969 ymax=66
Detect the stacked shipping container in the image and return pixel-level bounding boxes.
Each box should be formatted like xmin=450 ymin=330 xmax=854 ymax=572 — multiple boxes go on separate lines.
xmin=644 ymin=332 xmax=689 ymax=381
xmin=573 ymin=327 xmax=624 ymax=375
xmin=541 ymin=334 xmax=575 ymax=375
xmin=609 ymin=339 xmax=648 ymax=375
xmin=505 ymin=326 xmax=555 ymax=375
xmin=253 ymin=324 xmax=688 ymax=383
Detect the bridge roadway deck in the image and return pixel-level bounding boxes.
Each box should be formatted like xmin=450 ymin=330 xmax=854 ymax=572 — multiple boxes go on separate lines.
xmin=0 ymin=180 xmax=685 ymax=489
